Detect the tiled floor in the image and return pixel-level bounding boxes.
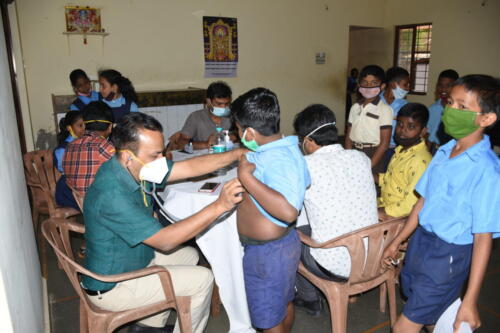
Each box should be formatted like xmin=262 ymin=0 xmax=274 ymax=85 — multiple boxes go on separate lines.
xmin=40 ymin=227 xmax=500 ymax=332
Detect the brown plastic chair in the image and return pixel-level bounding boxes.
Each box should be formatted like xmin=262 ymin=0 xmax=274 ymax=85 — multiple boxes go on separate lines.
xmin=67 ymin=183 xmax=85 ymax=212
xmin=23 ymin=150 xmax=80 ymax=231
xmin=297 ymin=217 xmax=406 ymax=333
xmin=42 ymin=217 xmax=192 ymax=333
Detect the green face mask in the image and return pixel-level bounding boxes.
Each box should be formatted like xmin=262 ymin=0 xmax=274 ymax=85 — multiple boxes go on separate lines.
xmin=241 ymin=128 xmax=259 ymax=151
xmin=441 ymin=105 xmax=480 ymax=139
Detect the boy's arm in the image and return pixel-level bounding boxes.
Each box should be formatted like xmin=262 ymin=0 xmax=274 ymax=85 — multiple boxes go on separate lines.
xmin=345 ymin=125 xmax=353 ymax=149
xmin=237 ymin=155 xmax=298 ymax=223
xmin=371 ymin=127 xmax=391 ymax=168
xmin=382 ymin=196 xmax=424 ymax=266
xmin=453 ymin=233 xmax=492 ymax=332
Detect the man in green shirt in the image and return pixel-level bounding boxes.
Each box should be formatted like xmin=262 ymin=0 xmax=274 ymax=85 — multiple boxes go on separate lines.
xmin=82 ymin=113 xmax=244 ymax=333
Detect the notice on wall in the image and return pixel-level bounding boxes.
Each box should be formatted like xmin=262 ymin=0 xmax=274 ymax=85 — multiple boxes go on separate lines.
xmin=203 ymin=16 xmax=238 ymax=78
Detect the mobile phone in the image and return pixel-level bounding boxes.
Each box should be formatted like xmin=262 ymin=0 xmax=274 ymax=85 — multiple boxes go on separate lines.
xmin=198 ymin=182 xmax=221 ymax=193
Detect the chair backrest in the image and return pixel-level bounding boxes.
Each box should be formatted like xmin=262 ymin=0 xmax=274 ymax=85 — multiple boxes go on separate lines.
xmin=23 ymin=150 xmax=61 ymax=213
xmin=67 ymin=183 xmax=85 ymax=211
xmin=316 ymin=218 xmax=406 ymax=285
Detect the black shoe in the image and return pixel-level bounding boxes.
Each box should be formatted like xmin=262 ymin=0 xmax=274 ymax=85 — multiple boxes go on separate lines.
xmin=294 ymin=297 xmax=322 ymax=317
xmin=128 ymin=323 xmax=174 ymax=333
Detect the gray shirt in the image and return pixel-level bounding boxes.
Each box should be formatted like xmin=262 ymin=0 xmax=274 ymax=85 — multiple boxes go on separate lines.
xmin=180 ymin=108 xmax=232 ymax=141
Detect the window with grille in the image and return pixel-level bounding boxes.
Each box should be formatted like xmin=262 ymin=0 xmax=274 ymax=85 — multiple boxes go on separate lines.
xmin=394 ymin=23 xmax=432 ymax=95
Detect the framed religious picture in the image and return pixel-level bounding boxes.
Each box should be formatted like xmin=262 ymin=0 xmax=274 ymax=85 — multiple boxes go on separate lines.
xmin=203 ymin=16 xmax=238 ymax=77
xmin=65 ymin=6 xmax=102 ymax=33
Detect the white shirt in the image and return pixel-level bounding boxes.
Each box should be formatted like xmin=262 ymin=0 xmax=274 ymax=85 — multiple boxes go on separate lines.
xmin=303 ymin=144 xmax=378 ymax=277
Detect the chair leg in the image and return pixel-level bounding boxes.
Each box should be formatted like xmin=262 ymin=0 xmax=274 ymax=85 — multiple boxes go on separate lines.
xmin=32 ymin=207 xmax=39 ymax=235
xmin=176 ymin=296 xmax=192 ymax=333
xmin=210 ymin=283 xmax=221 ymax=317
xmin=327 ymin=291 xmax=349 ymax=333
xmin=379 ymin=282 xmax=387 ymax=313
xmin=387 ymin=278 xmax=397 ymax=326
xmin=79 ymin=300 xmax=89 ymax=333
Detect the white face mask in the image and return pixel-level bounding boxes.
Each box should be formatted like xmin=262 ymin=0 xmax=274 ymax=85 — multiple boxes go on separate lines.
xmin=358 ymin=86 xmax=381 ymax=99
xmin=139 ymin=157 xmax=169 ymax=184
xmin=302 ymin=122 xmax=336 ymax=153
xmin=392 ymin=85 xmax=409 ymax=99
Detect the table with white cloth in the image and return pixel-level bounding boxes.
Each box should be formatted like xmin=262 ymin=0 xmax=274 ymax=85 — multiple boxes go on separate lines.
xmin=159 ymin=150 xmax=255 ymax=333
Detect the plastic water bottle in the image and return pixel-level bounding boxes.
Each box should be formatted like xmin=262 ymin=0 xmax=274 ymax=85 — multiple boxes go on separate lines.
xmin=212 ymin=127 xmax=226 ymax=154
xmin=224 ymin=130 xmax=234 ymax=151
xmin=184 ymin=139 xmax=194 ymax=154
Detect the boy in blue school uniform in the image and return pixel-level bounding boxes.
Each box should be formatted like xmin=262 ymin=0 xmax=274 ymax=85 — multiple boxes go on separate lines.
xmin=427 ymin=69 xmax=460 ymax=150
xmin=69 ymin=69 xmax=100 ymax=111
xmin=381 ymin=67 xmax=410 ymax=164
xmin=384 ymin=74 xmax=500 ymax=332
xmin=232 ymin=88 xmax=310 ymax=332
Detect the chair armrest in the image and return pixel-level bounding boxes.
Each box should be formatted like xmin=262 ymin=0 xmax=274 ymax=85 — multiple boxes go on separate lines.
xmin=53 ymin=207 xmax=81 ymax=219
xmin=297 ymin=229 xmax=346 ymax=249
xmin=86 ymin=265 xmax=171 ymax=284
xmin=26 ymin=181 xmax=44 ymax=190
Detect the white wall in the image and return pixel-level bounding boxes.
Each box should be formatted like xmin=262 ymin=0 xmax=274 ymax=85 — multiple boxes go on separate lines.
xmin=0 ymin=13 xmax=43 ymax=333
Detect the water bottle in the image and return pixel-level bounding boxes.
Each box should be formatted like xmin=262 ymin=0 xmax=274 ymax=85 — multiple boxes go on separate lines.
xmin=212 ymin=127 xmax=226 ymax=154
xmin=183 ymin=139 xmax=194 ymax=154
xmin=224 ymin=130 xmax=234 ymax=151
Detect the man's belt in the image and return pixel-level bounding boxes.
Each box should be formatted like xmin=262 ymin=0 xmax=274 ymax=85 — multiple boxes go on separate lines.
xmin=353 ymin=142 xmax=378 ymax=149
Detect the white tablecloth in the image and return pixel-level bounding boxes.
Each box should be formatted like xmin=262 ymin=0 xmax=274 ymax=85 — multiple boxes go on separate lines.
xmin=159 ymin=150 xmax=255 ymax=333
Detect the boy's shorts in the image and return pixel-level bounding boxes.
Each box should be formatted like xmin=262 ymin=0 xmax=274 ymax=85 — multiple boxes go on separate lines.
xmin=242 ymin=228 xmax=301 ymax=330
xmin=401 ymin=226 xmax=472 ymax=325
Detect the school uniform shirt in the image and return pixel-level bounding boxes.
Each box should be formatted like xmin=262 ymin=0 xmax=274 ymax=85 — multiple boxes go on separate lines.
xmin=102 ymin=95 xmax=139 ymax=112
xmin=380 ymin=94 xmax=408 ymax=147
xmin=63 ymin=131 xmax=116 ymax=194
xmin=245 ymin=136 xmax=310 ymax=228
xmin=416 ymin=135 xmax=500 ymax=245
xmin=379 ymin=140 xmax=432 ymax=217
xmin=53 ymin=135 xmax=75 ymax=173
xmin=348 ymin=96 xmax=393 ymax=146
xmin=70 ymin=91 xmax=100 ymax=111
xmin=181 ymin=108 xmax=232 ymax=142
xmin=428 ymin=99 xmax=444 ymax=144
xmin=303 ymin=144 xmax=378 ymax=278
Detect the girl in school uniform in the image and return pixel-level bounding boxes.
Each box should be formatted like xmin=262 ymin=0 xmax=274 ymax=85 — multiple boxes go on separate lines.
xmin=98 ymin=69 xmax=138 ymax=122
xmin=69 ymin=69 xmax=100 ymax=111
xmin=54 ymin=111 xmax=84 ymax=210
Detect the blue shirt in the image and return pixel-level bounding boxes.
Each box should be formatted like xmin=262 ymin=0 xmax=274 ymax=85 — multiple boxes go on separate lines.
xmin=102 ymin=95 xmax=138 ymax=112
xmin=246 ymin=136 xmax=311 ymax=227
xmin=428 ymin=99 xmax=444 ymax=144
xmin=53 ymin=135 xmax=75 ymax=172
xmin=70 ymin=91 xmax=100 ymax=111
xmin=380 ymin=93 xmax=408 ymax=147
xmin=416 ymin=135 xmax=500 ymax=244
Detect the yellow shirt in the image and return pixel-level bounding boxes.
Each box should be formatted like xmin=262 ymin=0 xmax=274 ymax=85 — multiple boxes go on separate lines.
xmin=378 ymin=140 xmax=432 ymax=217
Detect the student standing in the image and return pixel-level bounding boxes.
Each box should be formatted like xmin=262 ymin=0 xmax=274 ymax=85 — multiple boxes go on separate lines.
xmin=69 ymin=69 xmax=100 ymax=111
xmin=98 ymin=69 xmax=138 ymax=122
xmin=345 ymin=65 xmax=393 ymax=176
xmin=383 ymin=75 xmax=500 ymax=332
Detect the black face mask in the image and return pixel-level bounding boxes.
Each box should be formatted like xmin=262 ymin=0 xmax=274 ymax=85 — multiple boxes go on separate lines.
xmin=104 ymin=91 xmax=115 ymax=101
xmin=394 ymin=135 xmax=421 ymax=148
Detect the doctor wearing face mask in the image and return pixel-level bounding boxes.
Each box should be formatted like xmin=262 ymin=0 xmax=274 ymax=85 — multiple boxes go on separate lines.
xmin=174 ymin=81 xmax=235 ymax=151
xmin=82 ymin=112 xmax=247 ymax=333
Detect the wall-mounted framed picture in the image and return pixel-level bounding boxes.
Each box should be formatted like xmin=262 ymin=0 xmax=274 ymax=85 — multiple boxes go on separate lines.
xmin=65 ymin=6 xmax=102 ymax=33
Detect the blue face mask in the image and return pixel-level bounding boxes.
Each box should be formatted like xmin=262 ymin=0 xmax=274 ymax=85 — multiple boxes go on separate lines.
xmin=241 ymin=128 xmax=259 ymax=151
xmin=392 ymin=85 xmax=409 ymax=100
xmin=211 ymin=106 xmax=230 ymax=117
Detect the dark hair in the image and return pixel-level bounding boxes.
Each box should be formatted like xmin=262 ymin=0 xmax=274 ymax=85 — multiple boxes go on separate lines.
xmin=293 ymin=104 xmax=338 ymax=146
xmin=454 ymin=75 xmax=500 ymax=122
xmin=113 ymin=112 xmax=163 ymax=154
xmin=438 ymin=69 xmax=459 ymax=81
xmin=397 ymin=103 xmax=430 ymax=127
xmin=207 ymin=81 xmax=232 ymax=100
xmin=231 ymin=88 xmax=280 ymax=136
xmin=57 ymin=111 xmax=83 ymax=145
xmin=82 ymin=101 xmax=114 ymax=132
xmin=350 ymin=68 xmax=359 ymax=76
xmin=386 ymin=66 xmax=410 ymax=83
xmin=359 ymin=65 xmax=385 ymax=83
xmin=69 ymin=69 xmax=89 ymax=87
xmin=98 ymin=69 xmax=137 ymax=103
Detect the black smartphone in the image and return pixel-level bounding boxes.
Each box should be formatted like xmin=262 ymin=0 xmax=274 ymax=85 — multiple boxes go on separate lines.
xmin=198 ymin=182 xmax=221 ymax=193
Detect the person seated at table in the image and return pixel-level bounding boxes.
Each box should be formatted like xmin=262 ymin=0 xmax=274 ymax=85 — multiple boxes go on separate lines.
xmin=175 ymin=81 xmax=233 ymax=149
xmin=82 ymin=112 xmax=246 ymax=333
xmin=378 ymin=103 xmax=432 ymax=221
xmin=63 ymin=101 xmax=115 ymax=196
xmin=292 ymin=104 xmax=378 ymax=315
xmin=233 ymin=88 xmax=310 ymax=333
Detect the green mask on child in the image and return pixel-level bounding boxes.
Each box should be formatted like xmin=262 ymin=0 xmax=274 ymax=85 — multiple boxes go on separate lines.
xmin=241 ymin=128 xmax=260 ymax=151
xmin=441 ymin=105 xmax=480 ymax=139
